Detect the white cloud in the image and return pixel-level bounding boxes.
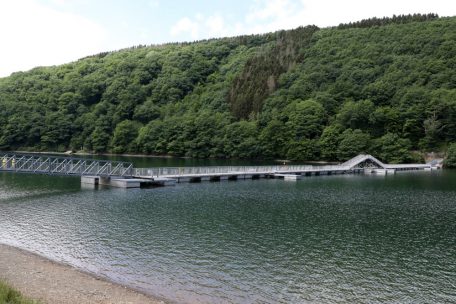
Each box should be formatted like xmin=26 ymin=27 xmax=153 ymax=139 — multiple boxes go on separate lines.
xmin=169 ymin=0 xmax=456 ymax=41
xmin=148 ymin=0 xmax=159 ymax=8
xmin=170 ymin=17 xmax=200 ymax=40
xmin=0 ymin=0 xmax=108 ymax=77
xmin=205 ymin=15 xmax=227 ymax=36
xmin=246 ymin=0 xmax=293 ymax=23
xmin=50 ymin=0 xmax=67 ymax=6
xmin=170 ymin=13 xmax=233 ymax=41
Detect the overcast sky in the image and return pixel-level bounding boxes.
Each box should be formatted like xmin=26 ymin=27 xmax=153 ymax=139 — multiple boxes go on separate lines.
xmin=1 ymin=0 xmax=455 ymax=77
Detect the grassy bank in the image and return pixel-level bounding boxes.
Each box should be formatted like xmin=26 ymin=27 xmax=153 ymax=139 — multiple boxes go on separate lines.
xmin=0 ymin=281 xmax=39 ymax=304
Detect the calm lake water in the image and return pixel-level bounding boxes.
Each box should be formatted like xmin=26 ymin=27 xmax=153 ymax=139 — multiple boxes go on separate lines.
xmin=0 ymin=157 xmax=455 ymax=303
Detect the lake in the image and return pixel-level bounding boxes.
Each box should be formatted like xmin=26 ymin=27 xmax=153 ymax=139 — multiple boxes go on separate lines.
xmin=0 ymin=157 xmax=455 ymax=303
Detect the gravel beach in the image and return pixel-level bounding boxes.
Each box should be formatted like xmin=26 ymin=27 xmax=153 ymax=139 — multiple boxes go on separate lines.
xmin=0 ymin=244 xmax=165 ymax=304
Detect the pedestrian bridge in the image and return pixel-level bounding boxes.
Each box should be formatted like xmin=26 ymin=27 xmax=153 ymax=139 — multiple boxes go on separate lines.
xmin=1 ymin=152 xmax=436 ymax=187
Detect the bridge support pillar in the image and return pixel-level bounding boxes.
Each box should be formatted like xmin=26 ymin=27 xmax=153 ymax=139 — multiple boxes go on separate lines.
xmin=99 ymin=177 xmax=111 ymax=186
xmin=364 ymin=168 xmax=395 ymax=175
xmin=177 ymin=177 xmax=191 ymax=183
xmin=81 ymin=176 xmax=99 ymax=185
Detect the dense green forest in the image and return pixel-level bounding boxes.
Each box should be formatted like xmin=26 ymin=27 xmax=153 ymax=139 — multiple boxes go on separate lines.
xmin=0 ymin=14 xmax=455 ymax=163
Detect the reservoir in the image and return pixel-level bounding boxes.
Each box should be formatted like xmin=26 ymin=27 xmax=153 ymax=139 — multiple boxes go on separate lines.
xmin=0 ymin=157 xmax=455 ymax=303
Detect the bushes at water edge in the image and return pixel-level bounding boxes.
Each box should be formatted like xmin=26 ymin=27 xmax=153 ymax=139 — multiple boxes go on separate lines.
xmin=444 ymin=143 xmax=456 ymax=168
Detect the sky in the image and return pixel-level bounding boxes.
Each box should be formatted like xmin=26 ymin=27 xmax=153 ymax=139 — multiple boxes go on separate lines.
xmin=1 ymin=0 xmax=455 ymax=77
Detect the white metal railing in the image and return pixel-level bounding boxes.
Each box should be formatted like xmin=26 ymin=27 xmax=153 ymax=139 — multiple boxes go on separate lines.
xmin=134 ymin=154 xmax=431 ymax=177
xmin=134 ymin=165 xmax=351 ymax=177
xmin=0 ymin=152 xmax=133 ymax=177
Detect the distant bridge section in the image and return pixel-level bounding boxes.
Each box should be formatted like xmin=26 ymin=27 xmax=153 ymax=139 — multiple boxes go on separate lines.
xmin=0 ymin=152 xmax=133 ymax=177
xmin=134 ymin=154 xmax=434 ymax=182
xmin=340 ymin=154 xmax=432 ymax=170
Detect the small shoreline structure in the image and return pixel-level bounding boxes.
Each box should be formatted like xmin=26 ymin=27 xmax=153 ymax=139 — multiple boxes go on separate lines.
xmin=0 ymin=152 xmax=441 ymax=189
xmin=0 ymin=244 xmax=164 ymax=304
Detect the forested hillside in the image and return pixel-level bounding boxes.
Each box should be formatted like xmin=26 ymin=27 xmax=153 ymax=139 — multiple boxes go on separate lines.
xmin=0 ymin=14 xmax=454 ymax=163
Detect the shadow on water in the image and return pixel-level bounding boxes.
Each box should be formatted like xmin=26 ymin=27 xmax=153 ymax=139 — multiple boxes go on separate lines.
xmin=0 ymin=172 xmax=80 ymax=202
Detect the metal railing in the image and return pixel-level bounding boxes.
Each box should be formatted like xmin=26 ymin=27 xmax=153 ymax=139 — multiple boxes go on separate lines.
xmin=341 ymin=154 xmax=387 ymax=168
xmin=340 ymin=154 xmax=430 ymax=170
xmin=134 ymin=154 xmax=432 ymax=178
xmin=0 ymin=152 xmax=133 ymax=177
xmin=134 ymin=164 xmax=350 ymax=177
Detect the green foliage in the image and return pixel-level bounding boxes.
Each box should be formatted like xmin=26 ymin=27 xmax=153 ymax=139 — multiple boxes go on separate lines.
xmin=337 ymin=129 xmax=371 ymax=160
xmin=286 ymin=139 xmax=318 ymax=161
xmin=111 ymin=120 xmax=141 ymax=153
xmin=90 ymin=125 xmax=111 ymax=153
xmin=259 ymin=119 xmax=289 ymax=158
xmin=228 ymin=26 xmax=319 ymax=119
xmin=0 ymin=15 xmax=454 ymax=162
xmin=444 ymin=143 xmax=456 ymax=168
xmin=372 ymin=133 xmax=413 ymax=163
xmin=337 ymin=13 xmax=439 ymax=29
xmin=0 ymin=281 xmax=39 ymax=304
xmin=336 ymin=100 xmax=375 ymax=131
xmin=223 ymin=121 xmax=260 ymax=158
xmin=285 ymin=99 xmax=326 ymax=140
xmin=319 ymin=125 xmax=343 ymax=160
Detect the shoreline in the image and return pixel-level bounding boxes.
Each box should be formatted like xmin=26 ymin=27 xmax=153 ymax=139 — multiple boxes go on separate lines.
xmin=11 ymin=150 xmax=182 ymax=159
xmin=0 ymin=243 xmax=166 ymax=304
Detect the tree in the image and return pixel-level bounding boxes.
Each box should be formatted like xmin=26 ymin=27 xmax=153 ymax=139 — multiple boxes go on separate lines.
xmin=319 ymin=125 xmax=343 ymax=161
xmin=420 ymin=112 xmax=443 ymax=149
xmin=372 ymin=133 xmax=413 ymax=163
xmin=111 ymin=120 xmax=141 ymax=153
xmin=259 ymin=119 xmax=290 ymax=158
xmin=285 ymin=99 xmax=326 ymax=140
xmin=133 ymin=100 xmax=161 ymax=123
xmin=336 ymin=100 xmax=375 ymax=131
xmin=444 ymin=143 xmax=456 ymax=168
xmin=223 ymin=121 xmax=261 ymax=158
xmin=286 ymin=139 xmax=318 ymax=160
xmin=337 ymin=129 xmax=371 ymax=160
xmin=136 ymin=120 xmax=166 ymax=154
xmin=90 ymin=126 xmax=111 ymax=153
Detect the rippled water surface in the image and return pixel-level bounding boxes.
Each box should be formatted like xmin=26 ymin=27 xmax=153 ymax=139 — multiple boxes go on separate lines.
xmin=0 ymin=169 xmax=455 ymax=303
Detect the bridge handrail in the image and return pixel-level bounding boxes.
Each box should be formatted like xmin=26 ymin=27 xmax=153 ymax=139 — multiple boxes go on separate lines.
xmin=134 ymin=164 xmax=350 ymax=177
xmin=0 ymin=152 xmax=131 ymax=165
xmin=0 ymin=152 xmax=134 ymax=177
xmin=341 ymin=154 xmax=387 ymax=169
